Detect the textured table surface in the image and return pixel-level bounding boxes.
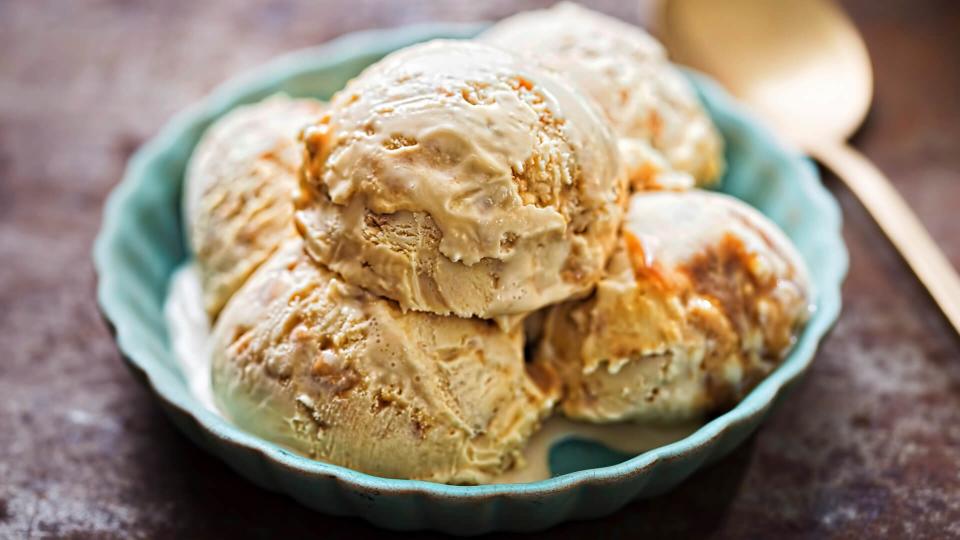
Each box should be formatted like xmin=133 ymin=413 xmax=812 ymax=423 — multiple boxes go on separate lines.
xmin=2 ymin=1 xmax=959 ymax=538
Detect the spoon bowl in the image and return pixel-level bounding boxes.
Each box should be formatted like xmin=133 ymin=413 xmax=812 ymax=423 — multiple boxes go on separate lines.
xmin=661 ymin=0 xmax=873 ymax=145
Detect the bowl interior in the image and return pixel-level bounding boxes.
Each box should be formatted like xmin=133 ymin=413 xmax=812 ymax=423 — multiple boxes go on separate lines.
xmin=94 ymin=24 xmax=846 ymax=494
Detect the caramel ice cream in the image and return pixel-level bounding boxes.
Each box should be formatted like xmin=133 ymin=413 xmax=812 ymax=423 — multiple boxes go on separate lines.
xmin=184 ymin=95 xmax=325 ymax=317
xmin=482 ymin=3 xmax=724 ymax=190
xmin=536 ymin=191 xmax=811 ymax=423
xmin=295 ymin=40 xmax=626 ymax=320
xmin=211 ymin=240 xmax=557 ymax=484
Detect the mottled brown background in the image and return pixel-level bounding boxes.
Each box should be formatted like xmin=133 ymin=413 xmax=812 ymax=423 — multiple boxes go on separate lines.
xmin=2 ymin=0 xmax=959 ymax=538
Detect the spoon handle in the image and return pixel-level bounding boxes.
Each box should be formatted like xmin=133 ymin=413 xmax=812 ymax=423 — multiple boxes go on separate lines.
xmin=811 ymin=142 xmax=960 ymax=334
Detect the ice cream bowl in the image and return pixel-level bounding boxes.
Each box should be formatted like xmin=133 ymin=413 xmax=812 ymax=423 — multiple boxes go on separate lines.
xmin=93 ymin=23 xmax=847 ymax=534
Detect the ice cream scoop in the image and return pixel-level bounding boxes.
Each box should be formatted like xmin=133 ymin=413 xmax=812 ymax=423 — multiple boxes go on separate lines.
xmin=184 ymin=95 xmax=325 ymax=317
xmin=536 ymin=190 xmax=811 ymax=423
xmin=482 ymin=3 xmax=724 ymax=190
xmin=294 ymin=40 xmax=626 ymax=321
xmin=211 ymin=240 xmax=557 ymax=484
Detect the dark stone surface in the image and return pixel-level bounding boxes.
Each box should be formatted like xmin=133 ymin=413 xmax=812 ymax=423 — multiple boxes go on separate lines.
xmin=1 ymin=0 xmax=959 ymax=538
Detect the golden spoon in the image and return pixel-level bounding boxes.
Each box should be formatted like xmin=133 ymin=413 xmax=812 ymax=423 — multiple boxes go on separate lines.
xmin=659 ymin=0 xmax=960 ymax=334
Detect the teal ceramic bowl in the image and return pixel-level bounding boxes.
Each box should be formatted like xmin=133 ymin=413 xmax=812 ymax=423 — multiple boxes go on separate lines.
xmin=93 ymin=23 xmax=847 ymax=534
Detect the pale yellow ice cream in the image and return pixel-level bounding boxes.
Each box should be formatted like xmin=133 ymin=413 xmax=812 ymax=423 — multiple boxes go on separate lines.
xmin=482 ymin=3 xmax=724 ymax=190
xmin=536 ymin=191 xmax=811 ymax=423
xmin=295 ymin=40 xmax=627 ymax=321
xmin=184 ymin=95 xmax=326 ymax=318
xmin=211 ymin=240 xmax=557 ymax=484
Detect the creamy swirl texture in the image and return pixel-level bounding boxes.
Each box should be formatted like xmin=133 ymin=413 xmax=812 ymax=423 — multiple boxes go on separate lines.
xmin=211 ymin=240 xmax=557 ymax=484
xmin=295 ymin=40 xmax=626 ymax=320
xmin=482 ymin=2 xmax=724 ymax=190
xmin=537 ymin=191 xmax=811 ymax=422
xmin=184 ymin=96 xmax=326 ymax=317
